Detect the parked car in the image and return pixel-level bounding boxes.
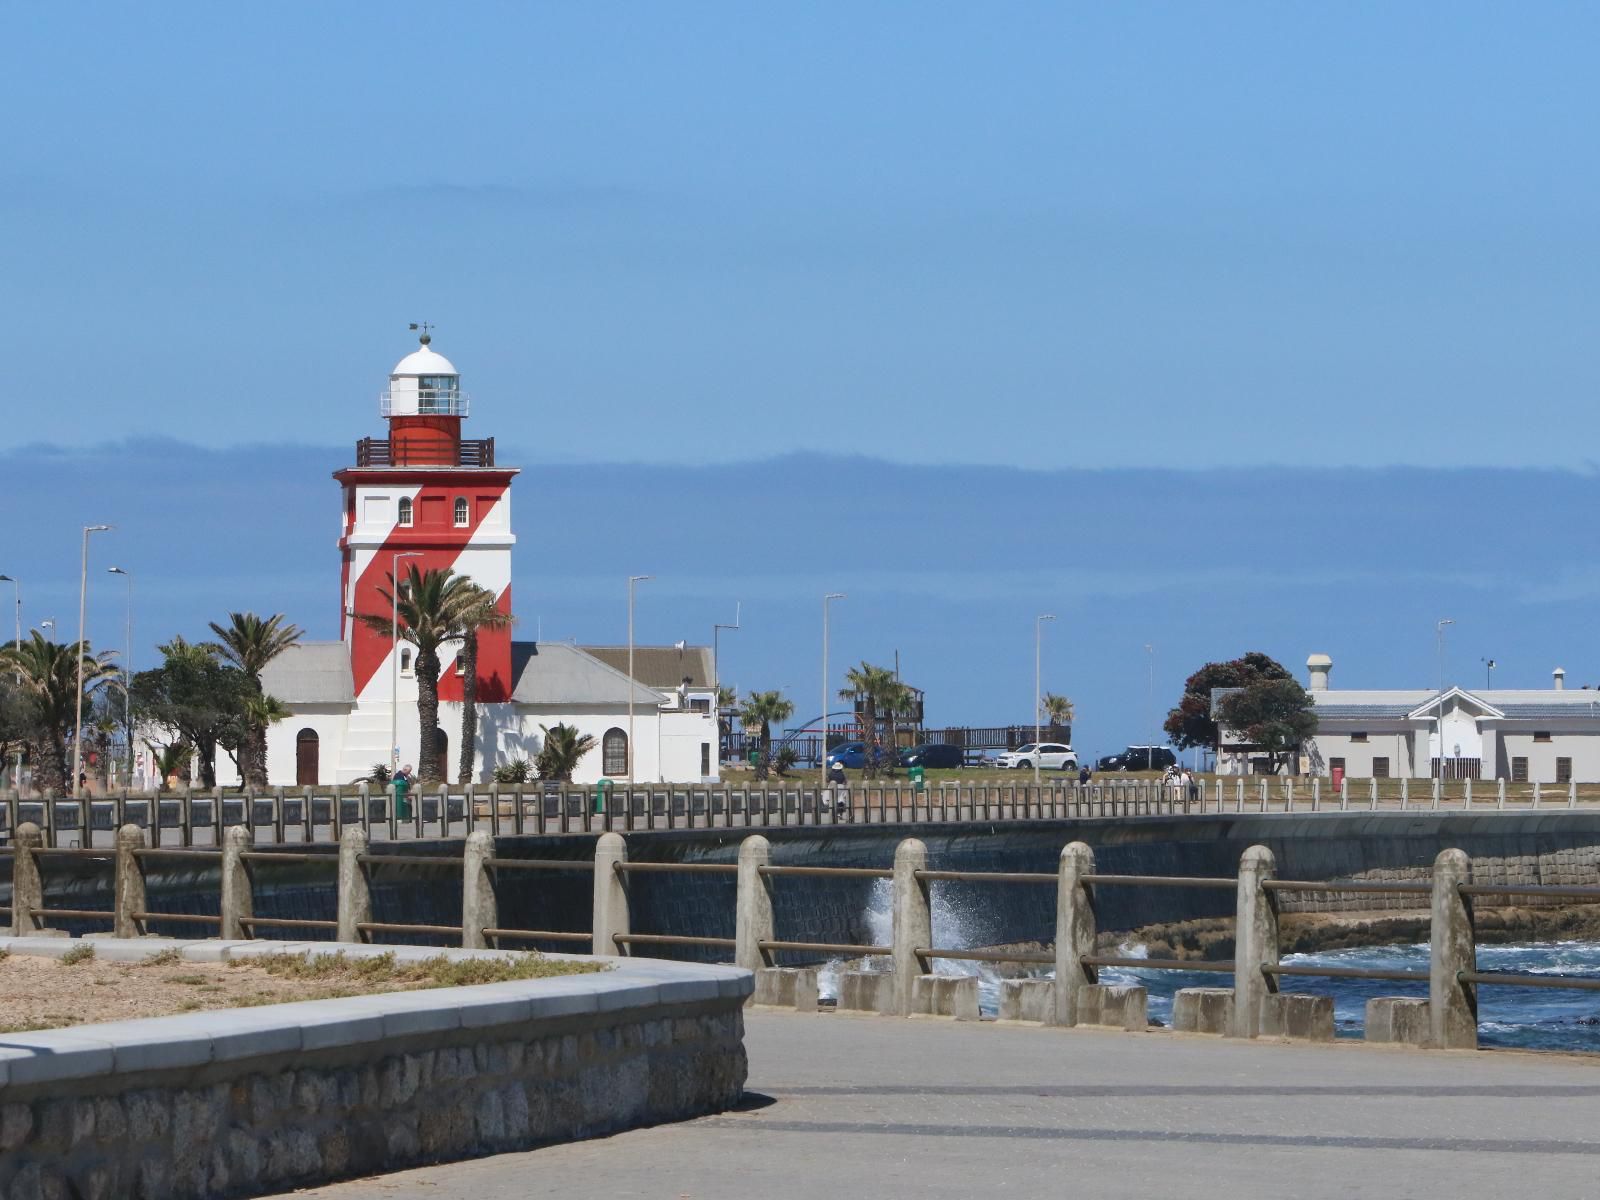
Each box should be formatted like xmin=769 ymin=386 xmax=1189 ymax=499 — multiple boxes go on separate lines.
xmin=826 ymin=741 xmax=891 ymax=770
xmin=897 ymin=743 xmax=964 ymax=769
xmin=1097 ymin=746 xmax=1177 ymax=772
xmin=993 ymin=742 xmax=1078 ymax=771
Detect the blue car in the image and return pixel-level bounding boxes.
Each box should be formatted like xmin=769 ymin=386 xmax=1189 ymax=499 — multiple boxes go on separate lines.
xmin=826 ymin=742 xmax=889 ymax=769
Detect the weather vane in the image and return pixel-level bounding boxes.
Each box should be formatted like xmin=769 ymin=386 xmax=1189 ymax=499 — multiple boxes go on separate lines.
xmin=408 ymin=321 xmax=433 ymax=345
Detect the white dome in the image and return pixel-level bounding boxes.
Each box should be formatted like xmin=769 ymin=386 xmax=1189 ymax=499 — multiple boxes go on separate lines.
xmin=390 ymin=345 xmax=458 ymax=378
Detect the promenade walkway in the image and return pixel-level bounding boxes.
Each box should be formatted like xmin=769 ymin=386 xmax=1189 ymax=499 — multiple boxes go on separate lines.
xmin=277 ymin=1010 xmax=1600 ymax=1200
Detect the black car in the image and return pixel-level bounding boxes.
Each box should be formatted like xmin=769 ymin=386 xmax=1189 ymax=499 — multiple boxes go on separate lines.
xmin=1097 ymin=746 xmax=1177 ymax=772
xmin=897 ymin=743 xmax=964 ymax=769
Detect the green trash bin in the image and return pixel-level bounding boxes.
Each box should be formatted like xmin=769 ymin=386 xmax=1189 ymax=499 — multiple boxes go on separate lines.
xmin=909 ymin=765 xmax=926 ymax=794
xmin=393 ymin=775 xmax=410 ymax=821
xmin=595 ymin=777 xmax=612 ymax=815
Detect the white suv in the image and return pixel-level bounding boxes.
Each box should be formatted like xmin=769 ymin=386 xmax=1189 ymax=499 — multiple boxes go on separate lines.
xmin=994 ymin=742 xmax=1077 ymax=771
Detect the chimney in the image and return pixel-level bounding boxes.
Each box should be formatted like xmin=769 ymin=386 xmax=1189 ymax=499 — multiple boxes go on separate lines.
xmin=1307 ymin=653 xmax=1332 ymax=692
xmin=1554 ymin=667 xmax=1566 ymax=691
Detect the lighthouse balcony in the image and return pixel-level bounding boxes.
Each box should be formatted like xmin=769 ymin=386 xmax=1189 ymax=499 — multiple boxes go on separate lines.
xmin=355 ymin=436 xmax=496 ymax=468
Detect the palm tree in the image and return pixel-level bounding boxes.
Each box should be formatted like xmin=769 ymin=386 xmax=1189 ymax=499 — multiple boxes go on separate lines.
xmin=535 ymin=723 xmax=597 ymax=782
xmin=142 ymin=739 xmax=193 ymax=793
xmin=453 ymin=585 xmax=513 ymax=784
xmin=358 ymin=565 xmax=477 ymax=784
xmin=841 ymin=662 xmax=898 ymax=779
xmin=207 ymin=612 xmax=302 ymax=787
xmin=1041 ymin=692 xmax=1075 ymax=734
xmin=740 ymin=690 xmax=794 ymax=781
xmin=0 ymin=633 xmax=117 ymax=795
xmin=716 ymin=685 xmax=738 ymax=755
xmin=879 ymin=679 xmax=916 ymax=774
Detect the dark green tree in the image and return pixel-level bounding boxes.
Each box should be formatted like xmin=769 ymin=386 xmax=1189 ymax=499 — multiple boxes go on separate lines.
xmin=1216 ymin=677 xmax=1319 ymax=773
xmin=130 ymin=638 xmax=253 ymax=789
xmin=1163 ymin=652 xmax=1292 ymax=751
xmin=0 ymin=633 xmax=118 ymax=794
xmin=740 ymin=690 xmax=794 ymax=781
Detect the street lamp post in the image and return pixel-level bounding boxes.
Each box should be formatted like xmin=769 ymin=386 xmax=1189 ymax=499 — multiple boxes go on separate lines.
xmin=1434 ymin=618 xmax=1455 ymax=781
xmin=1034 ymin=615 xmax=1056 ymax=787
xmin=0 ymin=575 xmax=19 ymax=788
xmin=823 ymin=593 xmax=846 ymax=770
xmin=73 ymin=524 xmax=113 ymax=797
xmin=627 ymin=575 xmax=653 ymax=788
xmin=390 ymin=552 xmax=423 ymax=773
xmin=39 ymin=620 xmax=55 ymax=643
xmin=1145 ymin=643 xmax=1156 ymax=770
xmin=1482 ymin=657 xmax=1496 ymax=690
xmin=108 ymin=567 xmax=133 ymax=787
xmin=712 ymin=602 xmax=741 ymax=694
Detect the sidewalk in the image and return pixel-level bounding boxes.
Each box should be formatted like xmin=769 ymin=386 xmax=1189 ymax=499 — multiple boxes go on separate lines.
xmin=278 ymin=1009 xmax=1600 ymax=1199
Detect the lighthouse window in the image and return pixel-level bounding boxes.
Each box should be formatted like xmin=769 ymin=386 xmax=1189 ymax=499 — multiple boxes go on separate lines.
xmin=400 ymin=648 xmax=413 ymax=677
xmin=397 ymin=497 xmax=413 ymax=527
xmin=454 ymin=497 xmax=470 ymax=527
xmin=418 ymin=376 xmax=459 ymax=414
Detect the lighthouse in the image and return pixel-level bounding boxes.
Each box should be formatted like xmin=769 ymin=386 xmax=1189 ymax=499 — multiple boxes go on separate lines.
xmin=258 ymin=327 xmax=721 ymax=789
xmin=331 ymin=330 xmax=519 ymax=771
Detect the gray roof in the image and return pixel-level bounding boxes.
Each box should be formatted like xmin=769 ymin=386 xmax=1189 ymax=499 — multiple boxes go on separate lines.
xmin=581 ymin=645 xmax=714 ymax=690
xmin=1310 ymin=704 xmax=1418 ymax=719
xmin=511 ymin=642 xmax=664 ymax=706
xmin=259 ymin=641 xmax=355 ymax=705
xmin=1313 ymin=686 xmax=1600 ymax=723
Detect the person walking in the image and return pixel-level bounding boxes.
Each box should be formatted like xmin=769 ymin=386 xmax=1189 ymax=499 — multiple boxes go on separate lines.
xmin=393 ymin=764 xmax=414 ymax=821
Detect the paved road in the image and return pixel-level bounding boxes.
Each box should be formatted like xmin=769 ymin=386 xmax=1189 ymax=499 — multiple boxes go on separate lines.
xmin=277 ymin=1010 xmax=1600 ymax=1200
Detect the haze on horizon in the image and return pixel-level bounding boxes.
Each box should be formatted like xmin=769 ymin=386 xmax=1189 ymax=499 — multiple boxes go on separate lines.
xmin=6 ymin=4 xmax=1599 ymax=470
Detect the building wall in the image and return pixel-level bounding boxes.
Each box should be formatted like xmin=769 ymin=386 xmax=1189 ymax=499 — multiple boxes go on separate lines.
xmin=1494 ymin=727 xmax=1600 ymax=784
xmin=260 ymin=706 xmax=351 ymax=788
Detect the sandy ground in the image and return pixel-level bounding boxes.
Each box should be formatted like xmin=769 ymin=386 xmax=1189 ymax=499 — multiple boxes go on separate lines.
xmin=0 ymin=951 xmax=543 ymax=1032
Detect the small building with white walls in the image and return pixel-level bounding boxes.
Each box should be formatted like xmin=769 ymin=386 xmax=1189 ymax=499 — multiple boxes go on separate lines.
xmin=253 ymin=332 xmax=720 ymax=786
xmin=1221 ymin=653 xmax=1600 ymax=783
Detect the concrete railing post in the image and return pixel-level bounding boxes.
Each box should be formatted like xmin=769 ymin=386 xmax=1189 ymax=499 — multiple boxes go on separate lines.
xmin=892 ymin=838 xmax=932 ymax=1017
xmin=1229 ymin=844 xmax=1279 ymax=1039
xmin=1400 ymin=777 xmax=1409 ymax=809
xmin=114 ymin=823 xmax=148 ymax=938
xmin=1339 ymin=777 xmax=1349 ymax=810
xmin=1569 ymin=779 xmax=1578 ymax=808
xmin=1429 ymin=848 xmax=1477 ymax=1050
xmin=1053 ymin=841 xmax=1096 ymax=1026
xmin=461 ymin=830 xmax=495 ymax=949
xmin=593 ymin=831 xmax=630 ymax=956
xmin=336 ymin=826 xmax=372 ymax=943
xmin=735 ymin=834 xmax=774 ymax=973
xmin=219 ymin=825 xmax=255 ymax=940
xmin=1497 ymin=778 xmax=1506 ymax=810
xmin=10 ymin=822 xmax=44 ymax=935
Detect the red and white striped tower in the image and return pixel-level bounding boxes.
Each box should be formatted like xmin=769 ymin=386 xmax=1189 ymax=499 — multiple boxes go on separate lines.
xmin=334 ymin=329 xmax=518 ymax=708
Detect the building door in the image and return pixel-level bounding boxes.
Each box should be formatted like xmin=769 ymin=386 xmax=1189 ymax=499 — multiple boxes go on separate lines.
xmin=434 ymin=728 xmax=449 ymax=777
xmin=295 ymin=729 xmax=319 ymax=786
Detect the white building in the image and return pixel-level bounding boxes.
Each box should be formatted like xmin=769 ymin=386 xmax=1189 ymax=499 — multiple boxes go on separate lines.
xmin=1225 ymin=653 xmax=1600 ymax=783
xmin=255 ymin=333 xmax=720 ymax=786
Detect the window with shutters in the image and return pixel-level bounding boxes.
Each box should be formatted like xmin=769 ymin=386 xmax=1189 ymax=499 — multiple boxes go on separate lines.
xmin=1535 ymin=731 xmax=1552 ymax=743
xmin=1557 ymin=757 xmax=1573 ymax=784
xmin=700 ymin=742 xmax=711 ymax=777
xmin=1512 ymin=757 xmax=1529 ymax=782
xmin=1372 ymin=757 xmax=1389 ymax=778
xmin=1351 ymin=732 xmax=1368 ymax=743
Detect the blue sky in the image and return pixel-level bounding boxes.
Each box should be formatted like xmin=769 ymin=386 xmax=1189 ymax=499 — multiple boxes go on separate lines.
xmin=7 ymin=4 xmax=1599 ymax=468
xmin=5 ymin=6 xmax=1600 ymax=752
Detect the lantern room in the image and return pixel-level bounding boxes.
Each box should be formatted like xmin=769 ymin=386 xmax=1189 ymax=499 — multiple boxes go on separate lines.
xmin=370 ymin=328 xmax=476 ymax=466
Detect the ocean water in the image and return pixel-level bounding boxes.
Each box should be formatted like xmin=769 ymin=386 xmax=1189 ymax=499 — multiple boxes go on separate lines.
xmin=819 ymin=880 xmax=1600 ymax=1053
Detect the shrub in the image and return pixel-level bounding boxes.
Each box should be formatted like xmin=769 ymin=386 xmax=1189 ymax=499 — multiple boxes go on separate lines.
xmin=60 ymin=943 xmax=96 ymax=966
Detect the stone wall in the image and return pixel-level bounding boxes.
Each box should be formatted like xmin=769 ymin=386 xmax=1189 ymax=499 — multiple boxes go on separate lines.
xmin=0 ymin=942 xmax=750 ymax=1200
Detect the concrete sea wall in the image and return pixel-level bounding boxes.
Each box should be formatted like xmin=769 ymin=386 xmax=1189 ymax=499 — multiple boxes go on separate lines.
xmin=0 ymin=940 xmax=750 ymax=1199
